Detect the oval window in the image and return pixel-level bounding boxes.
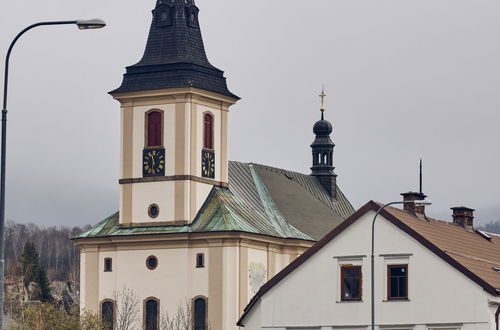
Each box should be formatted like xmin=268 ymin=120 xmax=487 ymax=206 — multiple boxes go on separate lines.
xmin=148 ymin=204 xmax=160 ymax=219
xmin=146 ymin=256 xmax=158 ymax=270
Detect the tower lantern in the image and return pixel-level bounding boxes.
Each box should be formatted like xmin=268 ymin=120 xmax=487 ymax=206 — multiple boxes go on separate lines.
xmin=311 ymin=87 xmax=337 ymax=198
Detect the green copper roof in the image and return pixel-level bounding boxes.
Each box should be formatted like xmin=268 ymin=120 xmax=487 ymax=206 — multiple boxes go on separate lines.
xmin=74 ymin=162 xmax=354 ymax=241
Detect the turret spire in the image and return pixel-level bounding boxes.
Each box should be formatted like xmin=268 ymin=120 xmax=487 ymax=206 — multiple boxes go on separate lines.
xmin=111 ymin=0 xmax=238 ymax=99
xmin=319 ymin=85 xmax=326 ymax=120
xmin=311 ymin=86 xmax=337 ymax=199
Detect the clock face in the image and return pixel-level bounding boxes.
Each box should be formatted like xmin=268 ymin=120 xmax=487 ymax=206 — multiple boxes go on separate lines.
xmin=143 ymin=148 xmax=165 ymax=177
xmin=201 ymin=150 xmax=215 ymax=179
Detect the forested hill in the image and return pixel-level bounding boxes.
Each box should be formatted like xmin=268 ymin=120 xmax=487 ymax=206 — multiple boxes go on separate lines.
xmin=478 ymin=220 xmax=500 ymax=235
xmin=4 ymin=221 xmax=89 ymax=283
xmin=2 ymin=218 xmax=499 ymax=284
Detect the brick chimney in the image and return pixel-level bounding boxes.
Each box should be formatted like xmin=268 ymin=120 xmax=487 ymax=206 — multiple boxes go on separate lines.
xmin=401 ymin=191 xmax=427 ymax=215
xmin=451 ymin=206 xmax=475 ymax=229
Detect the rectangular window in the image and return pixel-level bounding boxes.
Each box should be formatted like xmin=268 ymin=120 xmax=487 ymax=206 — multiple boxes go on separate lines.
xmin=341 ymin=265 xmax=362 ymax=301
xmin=196 ymin=253 xmax=205 ymax=268
xmin=104 ymin=258 xmax=112 ymax=272
xmin=387 ymin=264 xmax=408 ymax=300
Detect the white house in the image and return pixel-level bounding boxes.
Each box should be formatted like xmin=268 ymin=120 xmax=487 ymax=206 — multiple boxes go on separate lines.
xmin=238 ymin=194 xmax=500 ymax=330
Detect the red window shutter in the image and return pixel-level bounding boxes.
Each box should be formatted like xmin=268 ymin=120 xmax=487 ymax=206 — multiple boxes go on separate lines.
xmin=147 ymin=112 xmax=162 ymax=147
xmin=204 ymin=114 xmax=213 ymax=149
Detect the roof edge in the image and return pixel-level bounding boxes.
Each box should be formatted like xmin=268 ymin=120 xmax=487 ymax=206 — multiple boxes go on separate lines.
xmin=237 ymin=201 xmax=377 ymax=326
xmin=237 ymin=200 xmax=500 ymax=326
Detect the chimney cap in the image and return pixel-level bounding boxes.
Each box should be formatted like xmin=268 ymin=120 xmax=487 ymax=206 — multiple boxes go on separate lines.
xmin=401 ymin=191 xmax=427 ymax=198
xmin=451 ymin=206 xmax=476 ymax=212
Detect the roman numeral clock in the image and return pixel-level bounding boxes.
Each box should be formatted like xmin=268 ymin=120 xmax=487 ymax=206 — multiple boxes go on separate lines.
xmin=202 ymin=150 xmax=215 ymax=179
xmin=143 ymin=148 xmax=165 ymax=177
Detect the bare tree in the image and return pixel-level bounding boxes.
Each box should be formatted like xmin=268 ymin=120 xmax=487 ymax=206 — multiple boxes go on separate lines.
xmin=160 ymin=299 xmax=211 ymax=330
xmin=113 ymin=286 xmax=140 ymax=330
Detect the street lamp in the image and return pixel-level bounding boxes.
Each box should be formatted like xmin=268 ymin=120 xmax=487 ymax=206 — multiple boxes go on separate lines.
xmin=370 ymin=199 xmax=431 ymax=330
xmin=1 ymin=19 xmax=106 ymax=328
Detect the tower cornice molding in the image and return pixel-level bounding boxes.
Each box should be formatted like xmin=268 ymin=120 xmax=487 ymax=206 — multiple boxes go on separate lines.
xmin=111 ymin=87 xmax=238 ymax=109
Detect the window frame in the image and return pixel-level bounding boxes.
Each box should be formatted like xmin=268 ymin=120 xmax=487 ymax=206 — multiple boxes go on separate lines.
xmin=104 ymin=258 xmax=112 ymax=272
xmin=196 ymin=253 xmax=205 ymax=268
xmin=340 ymin=265 xmax=362 ymax=301
xmin=203 ymin=112 xmax=214 ymax=150
xmin=143 ymin=297 xmax=160 ymax=330
xmin=100 ymin=299 xmax=115 ymax=330
xmin=387 ymin=264 xmax=409 ymax=300
xmin=146 ymin=255 xmax=158 ymax=270
xmin=192 ymin=296 xmax=208 ymax=330
xmin=145 ymin=109 xmax=164 ymax=149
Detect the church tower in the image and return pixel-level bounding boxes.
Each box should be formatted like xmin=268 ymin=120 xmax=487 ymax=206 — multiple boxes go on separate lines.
xmin=311 ymin=88 xmax=337 ymax=198
xmin=110 ymin=0 xmax=239 ymax=226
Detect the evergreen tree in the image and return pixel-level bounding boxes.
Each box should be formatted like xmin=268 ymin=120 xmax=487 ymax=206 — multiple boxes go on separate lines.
xmin=19 ymin=241 xmax=52 ymax=302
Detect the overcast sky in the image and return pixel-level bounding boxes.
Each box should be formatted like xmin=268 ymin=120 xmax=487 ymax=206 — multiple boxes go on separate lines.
xmin=0 ymin=0 xmax=499 ymax=228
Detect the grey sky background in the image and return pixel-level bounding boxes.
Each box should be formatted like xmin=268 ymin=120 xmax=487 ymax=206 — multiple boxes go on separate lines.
xmin=0 ymin=0 xmax=499 ymax=227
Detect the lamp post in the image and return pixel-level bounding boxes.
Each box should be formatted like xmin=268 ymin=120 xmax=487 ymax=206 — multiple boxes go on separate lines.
xmin=1 ymin=18 xmax=106 ymax=328
xmin=370 ymin=199 xmax=431 ymax=330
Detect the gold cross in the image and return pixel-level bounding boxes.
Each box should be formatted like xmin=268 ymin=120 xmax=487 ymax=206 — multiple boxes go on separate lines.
xmin=319 ymin=86 xmax=326 ymax=112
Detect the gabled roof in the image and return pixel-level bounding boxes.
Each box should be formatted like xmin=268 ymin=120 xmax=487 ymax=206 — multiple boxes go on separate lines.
xmin=237 ymin=201 xmax=500 ymax=326
xmin=74 ymin=161 xmax=353 ymax=241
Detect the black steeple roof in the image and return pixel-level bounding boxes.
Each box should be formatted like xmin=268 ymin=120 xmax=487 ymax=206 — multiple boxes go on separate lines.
xmin=111 ymin=0 xmax=238 ymax=99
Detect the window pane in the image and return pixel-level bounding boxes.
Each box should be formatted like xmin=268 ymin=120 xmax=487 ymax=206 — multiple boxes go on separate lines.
xmin=398 ymin=277 xmax=407 ymax=297
xmin=344 ymin=268 xmax=360 ymax=278
xmin=341 ymin=266 xmax=361 ymax=300
xmin=388 ymin=265 xmax=408 ymax=299
xmin=390 ymin=278 xmax=399 ymax=297
xmin=147 ymin=112 xmax=162 ymax=147
xmin=102 ymin=302 xmax=113 ymax=330
xmin=390 ymin=266 xmax=406 ymax=277
xmin=146 ymin=299 xmax=158 ymax=330
xmin=194 ymin=298 xmax=206 ymax=330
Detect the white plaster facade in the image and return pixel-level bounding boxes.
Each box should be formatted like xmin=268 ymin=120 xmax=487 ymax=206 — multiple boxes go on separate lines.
xmin=77 ymin=235 xmax=312 ymax=330
xmin=116 ymin=89 xmax=230 ymax=226
xmin=239 ymin=210 xmax=500 ymax=330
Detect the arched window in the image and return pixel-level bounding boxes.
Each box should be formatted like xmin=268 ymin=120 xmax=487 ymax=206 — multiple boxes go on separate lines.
xmin=145 ymin=298 xmax=159 ymax=330
xmin=101 ymin=300 xmax=114 ymax=330
xmin=193 ymin=297 xmax=207 ymax=330
xmin=203 ymin=113 xmax=214 ymax=150
xmin=146 ymin=111 xmax=163 ymax=147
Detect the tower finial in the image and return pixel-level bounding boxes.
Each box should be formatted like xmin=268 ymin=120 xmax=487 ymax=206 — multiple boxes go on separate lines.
xmin=419 ymin=158 xmax=423 ymax=194
xmin=319 ymin=85 xmax=326 ymax=120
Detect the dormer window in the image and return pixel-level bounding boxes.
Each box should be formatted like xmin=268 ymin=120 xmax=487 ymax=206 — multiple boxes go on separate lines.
xmin=203 ymin=113 xmax=214 ymax=150
xmin=146 ymin=110 xmax=163 ymax=148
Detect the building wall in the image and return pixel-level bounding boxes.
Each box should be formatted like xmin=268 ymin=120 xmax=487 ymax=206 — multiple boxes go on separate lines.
xmin=117 ymin=90 xmax=230 ymax=226
xmin=243 ymin=211 xmax=498 ymax=329
xmin=78 ymin=236 xmax=313 ymax=330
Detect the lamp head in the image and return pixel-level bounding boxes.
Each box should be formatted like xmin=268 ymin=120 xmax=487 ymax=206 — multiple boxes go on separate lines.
xmin=76 ymin=19 xmax=106 ymax=30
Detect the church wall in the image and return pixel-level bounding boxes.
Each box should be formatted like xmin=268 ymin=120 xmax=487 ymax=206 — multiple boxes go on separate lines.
xmin=80 ymin=247 xmax=99 ymax=313
xmin=248 ymin=248 xmax=268 ymax=299
xmin=96 ymin=247 xmax=211 ymax=320
xmin=131 ymin=104 xmax=176 ymax=179
xmin=195 ymin=104 xmax=222 ymax=182
xmin=223 ymin=246 xmax=239 ymax=330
